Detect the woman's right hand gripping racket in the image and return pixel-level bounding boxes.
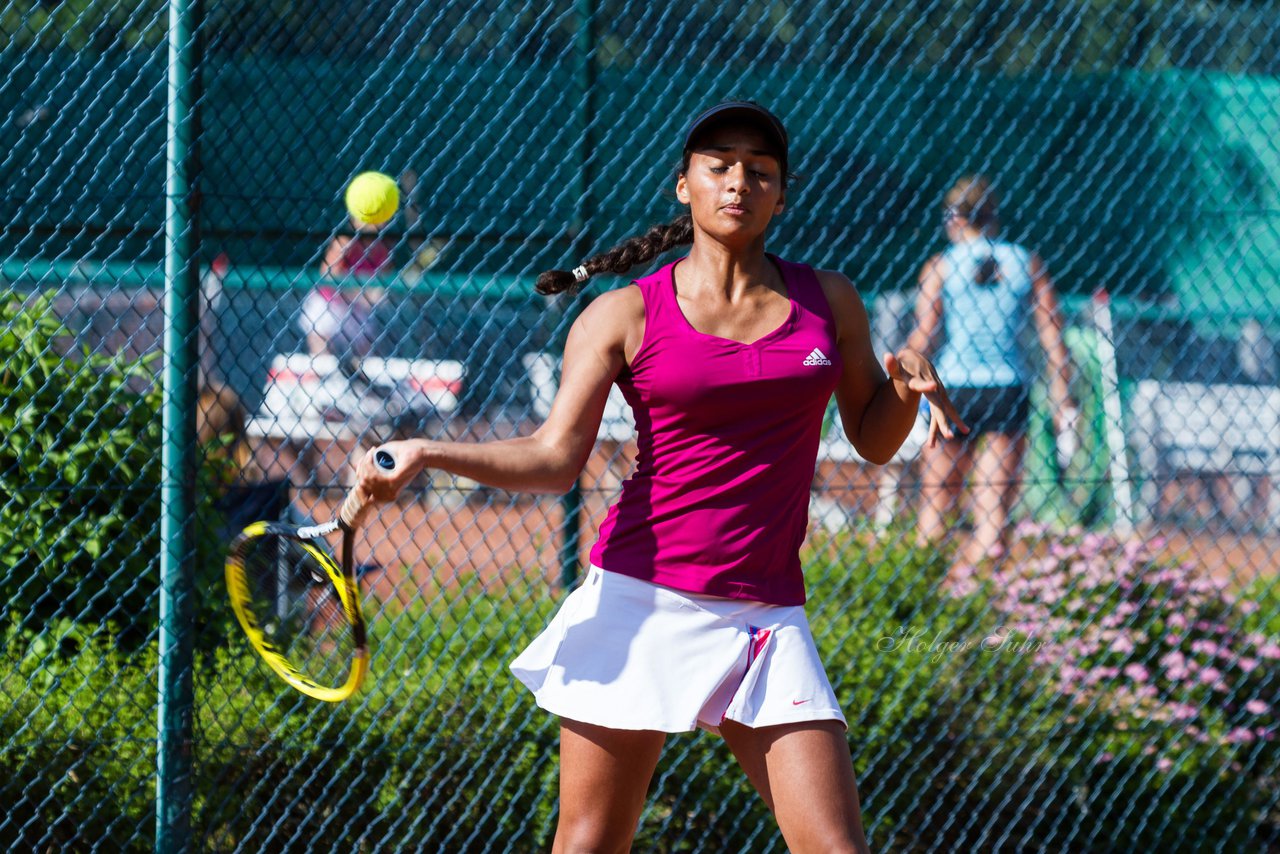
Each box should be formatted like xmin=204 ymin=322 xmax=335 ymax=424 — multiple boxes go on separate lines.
xmin=224 ymin=450 xmax=396 ymax=702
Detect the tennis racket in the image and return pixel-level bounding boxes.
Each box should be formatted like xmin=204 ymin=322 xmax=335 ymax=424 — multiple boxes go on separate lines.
xmin=225 ymin=449 xmax=396 ymax=702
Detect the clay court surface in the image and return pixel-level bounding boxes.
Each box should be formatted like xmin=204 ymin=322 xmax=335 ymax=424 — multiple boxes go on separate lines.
xmin=285 ymin=442 xmax=1279 ymax=607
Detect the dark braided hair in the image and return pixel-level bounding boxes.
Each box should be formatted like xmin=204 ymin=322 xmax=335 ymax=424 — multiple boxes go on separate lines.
xmin=535 ymin=214 xmax=695 ymax=296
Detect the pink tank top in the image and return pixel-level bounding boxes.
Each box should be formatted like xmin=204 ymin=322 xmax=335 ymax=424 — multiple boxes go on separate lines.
xmin=589 ymin=255 xmax=842 ymax=605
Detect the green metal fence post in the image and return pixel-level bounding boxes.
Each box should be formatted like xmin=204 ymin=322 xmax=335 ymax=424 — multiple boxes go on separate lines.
xmin=157 ymin=0 xmax=200 ymax=848
xmin=556 ymin=0 xmax=597 ymax=592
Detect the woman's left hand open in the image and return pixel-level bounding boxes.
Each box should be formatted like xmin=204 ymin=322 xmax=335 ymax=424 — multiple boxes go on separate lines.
xmin=883 ymin=349 xmax=970 ymax=446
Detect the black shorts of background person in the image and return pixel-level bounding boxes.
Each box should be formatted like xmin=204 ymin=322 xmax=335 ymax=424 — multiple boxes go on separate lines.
xmin=929 ymin=384 xmax=1030 ymax=439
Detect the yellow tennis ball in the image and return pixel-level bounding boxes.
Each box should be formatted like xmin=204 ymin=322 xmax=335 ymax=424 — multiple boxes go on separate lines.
xmin=344 ymin=171 xmax=399 ymax=226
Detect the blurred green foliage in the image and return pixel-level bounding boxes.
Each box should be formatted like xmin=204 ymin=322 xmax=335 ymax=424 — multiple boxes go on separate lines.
xmin=3 ymin=0 xmax=1278 ymax=75
xmin=0 ymin=294 xmax=231 ymax=646
xmin=5 ymin=527 xmax=1276 ymax=850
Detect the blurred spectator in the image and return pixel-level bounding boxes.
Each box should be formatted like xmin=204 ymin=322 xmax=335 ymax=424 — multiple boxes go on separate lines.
xmin=198 ymin=378 xmax=255 ymax=481
xmin=906 ymin=175 xmax=1076 ymax=571
xmin=199 ymin=252 xmax=229 ymax=384
xmin=301 ymin=217 xmax=393 ymax=361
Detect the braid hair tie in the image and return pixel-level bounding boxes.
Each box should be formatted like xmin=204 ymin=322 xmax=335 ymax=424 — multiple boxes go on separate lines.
xmin=572 ymin=265 xmax=590 ymax=283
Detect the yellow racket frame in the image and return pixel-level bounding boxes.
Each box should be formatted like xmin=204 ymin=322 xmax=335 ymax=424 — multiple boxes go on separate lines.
xmin=225 ymin=521 xmax=369 ymax=702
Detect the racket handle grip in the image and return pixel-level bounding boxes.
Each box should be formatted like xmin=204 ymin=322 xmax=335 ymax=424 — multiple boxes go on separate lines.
xmin=338 ymin=449 xmax=398 ymax=530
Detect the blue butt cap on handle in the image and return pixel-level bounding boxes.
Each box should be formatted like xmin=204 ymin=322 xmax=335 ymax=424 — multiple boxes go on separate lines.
xmin=338 ymin=449 xmax=398 ymax=530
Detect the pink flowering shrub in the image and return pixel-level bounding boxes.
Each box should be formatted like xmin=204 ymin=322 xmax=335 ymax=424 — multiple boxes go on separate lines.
xmin=803 ymin=523 xmax=1278 ymax=848
xmin=970 ymin=521 xmax=1279 ymax=774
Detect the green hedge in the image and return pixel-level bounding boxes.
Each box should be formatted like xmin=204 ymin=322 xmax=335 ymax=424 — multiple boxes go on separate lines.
xmin=0 ymin=294 xmax=232 ymax=647
xmin=6 ymin=525 xmax=1276 ymax=851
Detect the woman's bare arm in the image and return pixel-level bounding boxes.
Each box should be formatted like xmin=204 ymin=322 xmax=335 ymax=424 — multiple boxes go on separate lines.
xmin=353 ymin=287 xmax=643 ymax=497
xmin=819 ymin=271 xmax=921 ymax=464
xmin=819 ymin=270 xmax=965 ymax=463
xmin=1029 ymin=254 xmax=1074 ymax=416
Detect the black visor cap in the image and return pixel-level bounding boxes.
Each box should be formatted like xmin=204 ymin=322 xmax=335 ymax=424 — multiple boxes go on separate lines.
xmin=682 ymin=101 xmax=788 ymax=176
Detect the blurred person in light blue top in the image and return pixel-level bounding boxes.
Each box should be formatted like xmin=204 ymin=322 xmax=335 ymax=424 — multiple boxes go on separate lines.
xmin=906 ymin=175 xmax=1076 ymax=573
xmin=933 ymin=235 xmax=1033 ymax=387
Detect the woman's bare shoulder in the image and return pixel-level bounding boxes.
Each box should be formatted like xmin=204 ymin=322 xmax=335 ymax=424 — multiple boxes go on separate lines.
xmin=812 ymin=269 xmax=866 ymax=313
xmin=579 ymin=283 xmax=645 ymax=325
xmin=572 ymin=283 xmax=647 ymax=360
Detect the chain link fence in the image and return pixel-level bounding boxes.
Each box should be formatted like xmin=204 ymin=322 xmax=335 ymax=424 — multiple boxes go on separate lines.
xmin=3 ymin=0 xmax=1280 ymax=850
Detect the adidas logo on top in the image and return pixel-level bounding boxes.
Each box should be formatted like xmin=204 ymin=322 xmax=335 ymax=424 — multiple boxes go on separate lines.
xmin=803 ymin=347 xmax=833 ymax=366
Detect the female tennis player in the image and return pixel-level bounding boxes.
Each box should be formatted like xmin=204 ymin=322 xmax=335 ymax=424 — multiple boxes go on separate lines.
xmin=351 ymin=101 xmax=965 ymax=853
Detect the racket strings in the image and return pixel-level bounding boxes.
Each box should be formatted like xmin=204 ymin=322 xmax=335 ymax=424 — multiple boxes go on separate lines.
xmin=238 ymin=534 xmax=357 ymax=689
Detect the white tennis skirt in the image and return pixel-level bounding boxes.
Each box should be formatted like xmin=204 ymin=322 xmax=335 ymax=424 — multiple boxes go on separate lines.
xmin=510 ymin=565 xmax=846 ymax=734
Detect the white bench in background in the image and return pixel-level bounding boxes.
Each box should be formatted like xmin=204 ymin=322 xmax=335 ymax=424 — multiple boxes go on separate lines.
xmin=1129 ymin=380 xmax=1280 ymax=528
xmin=247 ymin=353 xmax=464 ymax=442
xmin=245 ymin=353 xmax=465 ymax=487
